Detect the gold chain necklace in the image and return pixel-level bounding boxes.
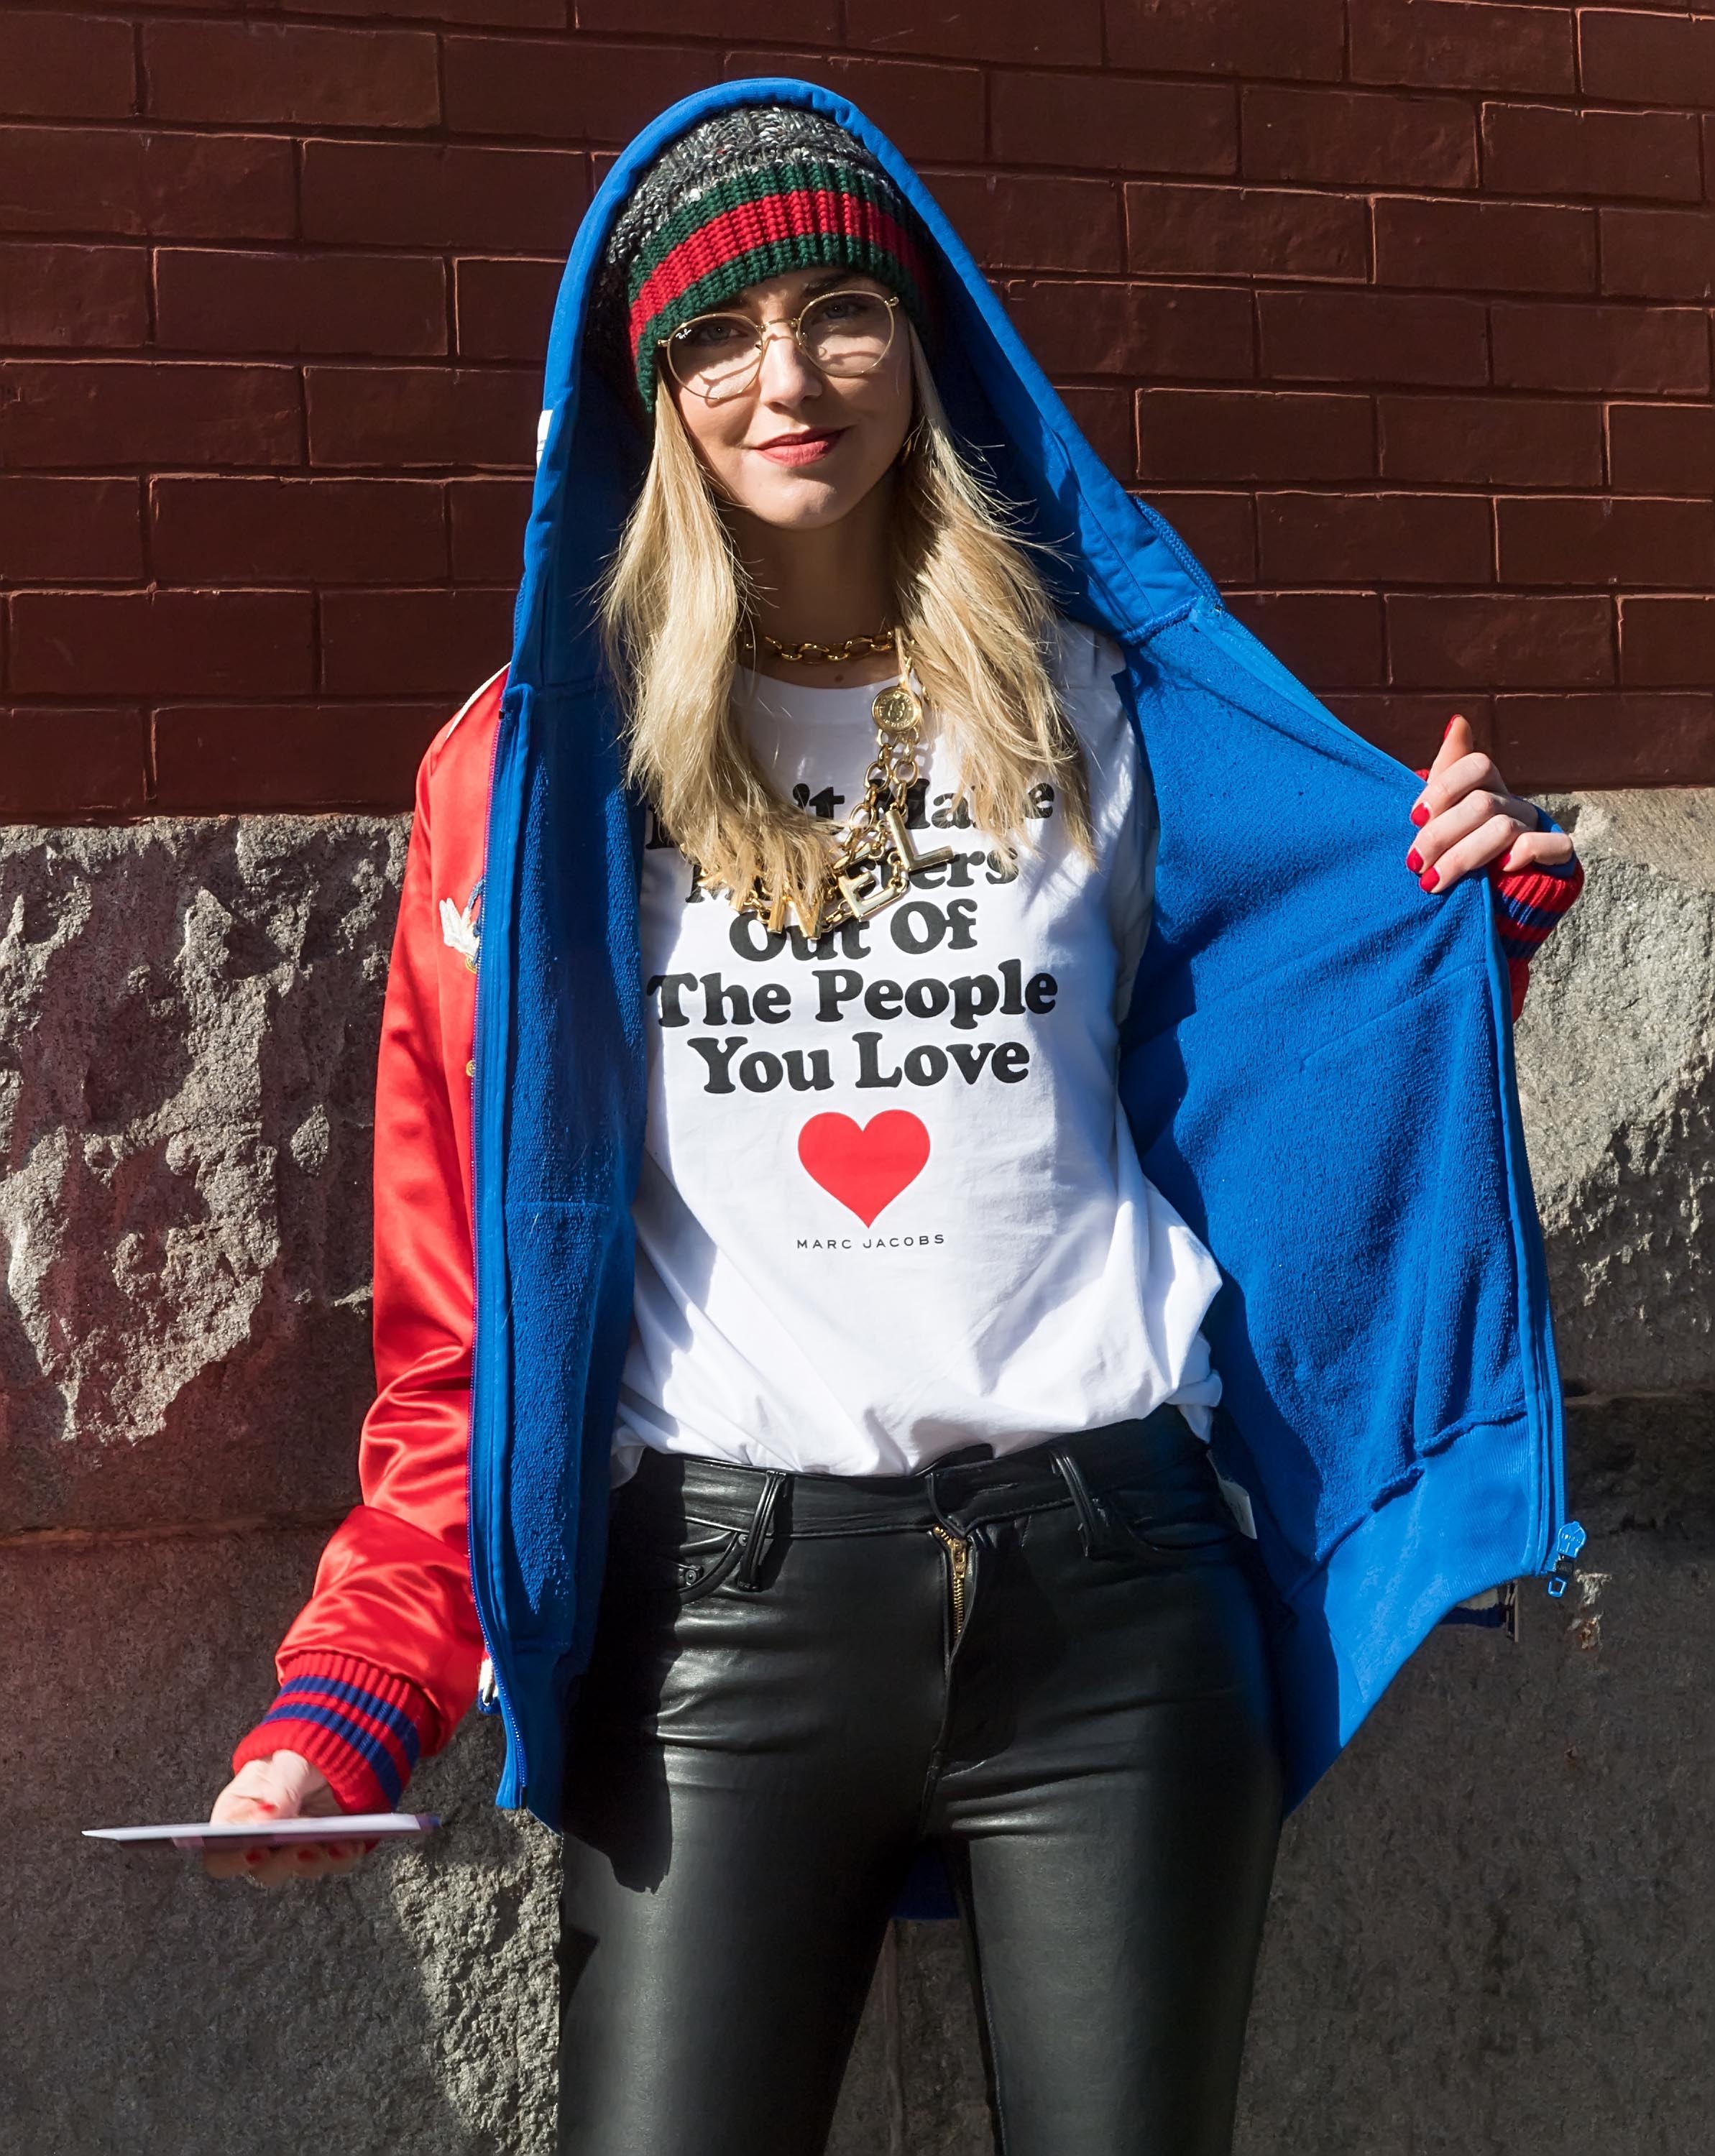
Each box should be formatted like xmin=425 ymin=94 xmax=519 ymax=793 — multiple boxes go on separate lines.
xmin=758 ymin=625 xmax=895 ymax=665
xmin=735 ymin=625 xmax=955 ymax=937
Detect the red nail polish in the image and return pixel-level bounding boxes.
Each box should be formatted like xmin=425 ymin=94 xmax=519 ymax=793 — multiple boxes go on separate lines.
xmin=1407 ymin=849 xmax=1422 ymax=873
xmin=1419 ymin=866 xmax=1440 ymax=892
xmin=297 ymin=1848 xmax=318 ymax=1864
xmin=245 ymin=1850 xmax=265 ymax=1865
xmin=1443 ymin=715 xmax=1461 ymax=739
xmin=1410 ymin=803 xmax=1429 ymax=828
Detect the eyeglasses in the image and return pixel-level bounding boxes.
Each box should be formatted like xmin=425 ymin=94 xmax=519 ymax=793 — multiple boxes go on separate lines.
xmin=663 ymin=287 xmax=901 ymax=405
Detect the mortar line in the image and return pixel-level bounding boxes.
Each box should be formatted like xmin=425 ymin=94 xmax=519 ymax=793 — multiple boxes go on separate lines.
xmin=0 ymin=1508 xmax=349 ymax=1552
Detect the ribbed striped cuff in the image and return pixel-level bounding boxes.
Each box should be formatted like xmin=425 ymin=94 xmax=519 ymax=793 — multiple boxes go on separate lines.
xmin=231 ymin=1654 xmax=433 ymax=1813
xmin=1405 ymin=777 xmax=1584 ymax=1020
xmin=1491 ymin=830 xmax=1584 ymax=1019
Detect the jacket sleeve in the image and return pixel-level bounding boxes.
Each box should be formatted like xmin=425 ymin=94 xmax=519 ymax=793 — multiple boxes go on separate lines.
xmin=1489 ymin=825 xmax=1584 ymax=1021
xmin=1411 ymin=772 xmax=1586 ymax=1021
xmin=231 ymin=745 xmax=484 ymax=1809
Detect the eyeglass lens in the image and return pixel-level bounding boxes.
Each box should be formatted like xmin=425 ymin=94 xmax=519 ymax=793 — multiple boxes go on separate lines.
xmin=668 ymin=291 xmax=896 ymax=400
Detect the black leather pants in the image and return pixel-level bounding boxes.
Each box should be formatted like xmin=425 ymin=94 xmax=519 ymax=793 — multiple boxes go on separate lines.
xmin=558 ymin=1408 xmax=1286 ymax=2156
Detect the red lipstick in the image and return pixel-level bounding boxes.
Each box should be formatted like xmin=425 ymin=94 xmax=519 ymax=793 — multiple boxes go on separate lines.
xmin=754 ymin=428 xmax=845 ymax=466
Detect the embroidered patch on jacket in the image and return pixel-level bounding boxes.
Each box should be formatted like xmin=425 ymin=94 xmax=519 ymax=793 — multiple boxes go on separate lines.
xmin=438 ymin=878 xmax=484 ymax=969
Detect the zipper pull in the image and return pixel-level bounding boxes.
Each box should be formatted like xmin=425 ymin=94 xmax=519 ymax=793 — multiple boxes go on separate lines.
xmin=1545 ymin=1519 xmax=1586 ymax=1599
xmin=477 ymin=1655 xmax=500 ymax=1715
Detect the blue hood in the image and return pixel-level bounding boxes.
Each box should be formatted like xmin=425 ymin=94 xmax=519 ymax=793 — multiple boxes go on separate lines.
xmin=469 ymin=76 xmax=1568 ymax=1835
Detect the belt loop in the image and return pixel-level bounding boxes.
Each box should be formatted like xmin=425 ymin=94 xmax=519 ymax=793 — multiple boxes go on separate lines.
xmin=1051 ymin=1443 xmax=1131 ymax=1561
xmin=732 ymin=1469 xmax=788 ymax=1592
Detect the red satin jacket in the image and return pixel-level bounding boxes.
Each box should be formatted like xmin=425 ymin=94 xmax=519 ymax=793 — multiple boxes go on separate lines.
xmin=231 ymin=669 xmax=506 ymax=1807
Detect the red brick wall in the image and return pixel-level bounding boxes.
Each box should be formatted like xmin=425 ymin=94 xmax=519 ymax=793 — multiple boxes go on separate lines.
xmin=3 ymin=2 xmax=1713 ymax=818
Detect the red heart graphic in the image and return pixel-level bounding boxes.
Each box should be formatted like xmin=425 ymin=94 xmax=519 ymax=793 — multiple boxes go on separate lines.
xmin=797 ymin=1111 xmax=930 ymax=1227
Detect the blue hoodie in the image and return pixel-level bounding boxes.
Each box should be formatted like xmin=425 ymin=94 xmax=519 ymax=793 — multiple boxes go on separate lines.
xmin=466 ymin=77 xmax=1577 ymax=1851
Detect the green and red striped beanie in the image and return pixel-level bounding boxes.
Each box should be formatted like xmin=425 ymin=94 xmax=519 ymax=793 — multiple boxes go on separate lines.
xmin=594 ymin=106 xmax=937 ymax=416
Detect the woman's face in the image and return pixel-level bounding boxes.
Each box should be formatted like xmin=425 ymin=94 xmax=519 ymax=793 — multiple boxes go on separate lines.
xmin=666 ymin=268 xmax=914 ymax=533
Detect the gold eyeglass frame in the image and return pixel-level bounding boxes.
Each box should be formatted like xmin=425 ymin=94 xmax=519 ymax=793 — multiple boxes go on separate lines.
xmin=662 ymin=287 xmax=902 ymax=404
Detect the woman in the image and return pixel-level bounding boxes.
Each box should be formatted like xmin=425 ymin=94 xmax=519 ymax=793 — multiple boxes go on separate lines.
xmin=207 ymin=86 xmax=1584 ymax=2154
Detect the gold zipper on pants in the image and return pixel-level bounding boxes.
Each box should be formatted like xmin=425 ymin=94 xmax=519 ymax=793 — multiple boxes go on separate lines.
xmin=929 ymin=1524 xmax=970 ymax=1641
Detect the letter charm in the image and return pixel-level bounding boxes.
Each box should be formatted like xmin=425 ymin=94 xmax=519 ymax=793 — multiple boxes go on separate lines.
xmin=882 ymin=806 xmax=956 ymax=874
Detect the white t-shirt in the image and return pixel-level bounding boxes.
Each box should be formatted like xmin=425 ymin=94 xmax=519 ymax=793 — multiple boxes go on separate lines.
xmin=612 ymin=617 xmax=1224 ymax=1481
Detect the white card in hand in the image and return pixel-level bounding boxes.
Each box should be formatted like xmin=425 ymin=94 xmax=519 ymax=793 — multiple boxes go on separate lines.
xmin=85 ymin=1813 xmax=439 ymax=1851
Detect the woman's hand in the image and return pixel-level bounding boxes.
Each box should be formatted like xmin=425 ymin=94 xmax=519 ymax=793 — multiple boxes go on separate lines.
xmin=203 ymin=1751 xmax=374 ymax=1888
xmin=1407 ymin=714 xmax=1576 ymax=892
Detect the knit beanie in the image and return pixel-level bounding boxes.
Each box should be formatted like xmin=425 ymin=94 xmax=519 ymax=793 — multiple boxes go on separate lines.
xmin=593 ymin=104 xmax=937 ymax=416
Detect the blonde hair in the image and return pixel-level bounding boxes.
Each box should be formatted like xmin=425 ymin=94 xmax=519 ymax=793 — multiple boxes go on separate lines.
xmin=597 ymin=324 xmax=1092 ymax=924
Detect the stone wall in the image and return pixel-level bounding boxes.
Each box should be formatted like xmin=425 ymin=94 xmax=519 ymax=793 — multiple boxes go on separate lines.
xmin=1 ymin=793 xmax=1709 ymax=2154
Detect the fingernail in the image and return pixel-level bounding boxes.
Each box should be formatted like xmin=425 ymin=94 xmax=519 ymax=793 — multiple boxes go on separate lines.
xmin=1410 ymin=803 xmax=1429 ymax=828
xmin=1407 ymin=848 xmax=1423 ymax=873
xmin=1419 ymin=866 xmax=1440 ymax=892
xmin=1443 ymin=715 xmax=1461 ymax=739
xmin=297 ymin=1848 xmax=318 ymax=1864
xmin=244 ymin=1850 xmax=265 ymax=1866
xmin=1499 ymin=851 xmax=1515 ymax=872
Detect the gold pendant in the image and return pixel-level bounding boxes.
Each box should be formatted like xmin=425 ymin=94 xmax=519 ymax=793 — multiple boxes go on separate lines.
xmin=732 ymin=630 xmax=949 ymax=942
xmin=871 ymin=681 xmax=922 ymax=734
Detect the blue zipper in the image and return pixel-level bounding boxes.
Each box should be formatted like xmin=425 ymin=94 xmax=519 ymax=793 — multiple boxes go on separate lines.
xmin=464 ymin=693 xmax=525 ymax=1787
xmin=1481 ymin=827 xmax=1581 ymax=1600
xmin=1544 ymin=1519 xmax=1586 ymax=1600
